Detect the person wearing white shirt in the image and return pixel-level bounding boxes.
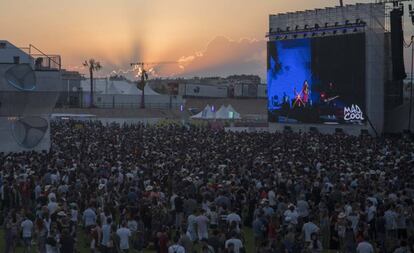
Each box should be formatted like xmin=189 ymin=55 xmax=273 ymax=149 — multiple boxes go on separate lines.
xmin=226 ymin=211 xmax=242 ymax=233
xmin=21 ymin=217 xmax=34 ymax=253
xmin=83 ymin=207 xmax=97 ymax=229
xmin=356 ymin=238 xmax=374 ymax=253
xmin=225 ymin=233 xmax=244 ymax=253
xmin=168 ymin=236 xmax=185 ymax=253
xmin=302 ymin=218 xmax=320 ymax=242
xmin=101 ymin=218 xmax=112 ymax=250
xmin=116 ymin=223 xmax=132 ymax=252
xmin=284 ymin=205 xmax=299 ymax=225
xmin=47 ymin=198 xmax=58 ymax=215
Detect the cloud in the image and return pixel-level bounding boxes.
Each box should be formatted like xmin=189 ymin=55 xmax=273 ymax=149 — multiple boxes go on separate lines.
xmin=68 ymin=36 xmax=267 ymax=81
xmin=176 ymin=36 xmax=266 ymax=80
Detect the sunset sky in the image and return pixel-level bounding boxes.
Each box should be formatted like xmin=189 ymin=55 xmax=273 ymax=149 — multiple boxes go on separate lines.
xmin=1 ymin=0 xmax=412 ymax=80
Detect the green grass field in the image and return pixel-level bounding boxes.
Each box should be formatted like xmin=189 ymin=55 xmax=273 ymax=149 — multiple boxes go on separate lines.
xmin=0 ymin=228 xmax=255 ymax=253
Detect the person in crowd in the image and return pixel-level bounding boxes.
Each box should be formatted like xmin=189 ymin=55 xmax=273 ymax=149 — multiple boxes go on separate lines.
xmin=21 ymin=214 xmax=34 ymax=253
xmin=168 ymin=235 xmax=185 ymax=253
xmin=116 ymin=222 xmax=132 ymax=253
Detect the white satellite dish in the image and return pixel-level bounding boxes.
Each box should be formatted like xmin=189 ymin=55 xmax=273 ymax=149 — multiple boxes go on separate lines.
xmin=11 ymin=116 xmax=48 ymax=148
xmin=5 ymin=64 xmax=36 ymax=91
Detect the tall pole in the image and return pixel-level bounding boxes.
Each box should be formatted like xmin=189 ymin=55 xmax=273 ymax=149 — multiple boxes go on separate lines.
xmin=409 ymin=36 xmax=414 ymax=131
xmin=339 ymin=0 xmax=343 ymax=7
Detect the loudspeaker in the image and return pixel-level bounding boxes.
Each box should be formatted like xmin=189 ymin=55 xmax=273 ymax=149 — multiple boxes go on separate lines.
xmin=390 ymin=9 xmax=407 ymax=80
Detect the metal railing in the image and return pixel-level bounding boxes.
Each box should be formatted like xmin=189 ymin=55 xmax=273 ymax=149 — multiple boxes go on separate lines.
xmin=29 ymin=44 xmax=61 ymax=71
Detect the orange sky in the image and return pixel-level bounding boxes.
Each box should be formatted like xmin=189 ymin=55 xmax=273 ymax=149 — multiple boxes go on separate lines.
xmin=1 ymin=0 xmax=410 ymax=79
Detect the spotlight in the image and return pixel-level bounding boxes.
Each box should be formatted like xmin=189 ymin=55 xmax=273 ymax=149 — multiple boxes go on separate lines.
xmin=269 ymin=28 xmax=273 ymax=33
xmin=315 ymin=23 xmax=320 ymax=29
xmin=304 ymin=24 xmax=309 ymax=30
xmin=325 ymin=22 xmax=329 ymax=28
xmin=345 ymin=20 xmax=350 ymax=25
xmin=286 ymin=26 xmax=290 ymax=31
xmin=295 ymin=25 xmax=300 ymax=31
xmin=356 ymin=18 xmax=360 ymax=24
xmin=277 ymin=28 xmax=282 ymax=32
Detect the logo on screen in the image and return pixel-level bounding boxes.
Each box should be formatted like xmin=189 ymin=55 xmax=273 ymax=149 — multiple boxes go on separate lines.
xmin=344 ymin=105 xmax=364 ymax=121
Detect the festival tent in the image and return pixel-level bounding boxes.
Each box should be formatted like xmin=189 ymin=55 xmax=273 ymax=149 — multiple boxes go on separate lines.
xmin=191 ymin=104 xmax=216 ymax=119
xmin=126 ymin=83 xmax=141 ymax=95
xmin=215 ymin=105 xmax=230 ymax=119
xmin=107 ymin=82 xmax=121 ymax=94
xmin=144 ymin=84 xmax=161 ymax=96
xmin=226 ymin=104 xmax=241 ymax=119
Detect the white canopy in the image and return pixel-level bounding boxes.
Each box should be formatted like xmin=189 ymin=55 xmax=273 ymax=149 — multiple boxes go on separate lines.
xmin=191 ymin=104 xmax=215 ymax=119
xmin=215 ymin=105 xmax=229 ymax=119
xmin=107 ymin=82 xmax=121 ymax=94
xmin=191 ymin=104 xmax=241 ymax=120
xmin=226 ymin=104 xmax=241 ymax=119
xmin=143 ymin=84 xmax=161 ymax=96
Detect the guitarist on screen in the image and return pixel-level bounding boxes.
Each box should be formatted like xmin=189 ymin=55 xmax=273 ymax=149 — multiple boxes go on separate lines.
xmin=322 ymin=82 xmax=339 ymax=107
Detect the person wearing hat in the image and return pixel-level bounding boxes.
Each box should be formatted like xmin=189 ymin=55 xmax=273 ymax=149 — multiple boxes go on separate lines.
xmin=284 ymin=204 xmax=299 ymax=225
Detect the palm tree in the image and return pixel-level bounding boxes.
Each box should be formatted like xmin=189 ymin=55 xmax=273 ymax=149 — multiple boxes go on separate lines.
xmin=83 ymin=59 xmax=102 ymax=107
xmin=137 ymin=65 xmax=148 ymax=109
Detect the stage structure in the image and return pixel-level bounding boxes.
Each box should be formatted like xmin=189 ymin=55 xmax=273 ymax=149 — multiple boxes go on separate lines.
xmin=0 ymin=41 xmax=62 ymax=152
xmin=267 ymin=3 xmax=386 ymax=135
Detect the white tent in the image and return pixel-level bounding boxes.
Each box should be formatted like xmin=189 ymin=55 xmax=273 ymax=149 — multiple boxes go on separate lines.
xmin=81 ymin=78 xmax=108 ymax=94
xmin=191 ymin=104 xmax=241 ymax=120
xmin=143 ymin=85 xmax=161 ymax=96
xmin=215 ymin=105 xmax=229 ymax=119
xmin=126 ymin=84 xmax=141 ymax=95
xmin=107 ymin=82 xmax=121 ymax=94
xmin=191 ymin=104 xmax=216 ymax=119
xmin=226 ymin=104 xmax=241 ymax=119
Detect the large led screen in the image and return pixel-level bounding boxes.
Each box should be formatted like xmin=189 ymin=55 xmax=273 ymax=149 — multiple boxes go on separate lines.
xmin=267 ymin=33 xmax=366 ymax=124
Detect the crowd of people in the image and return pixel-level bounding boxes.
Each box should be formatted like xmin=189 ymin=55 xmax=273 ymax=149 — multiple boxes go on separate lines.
xmin=1 ymin=120 xmax=414 ymax=253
